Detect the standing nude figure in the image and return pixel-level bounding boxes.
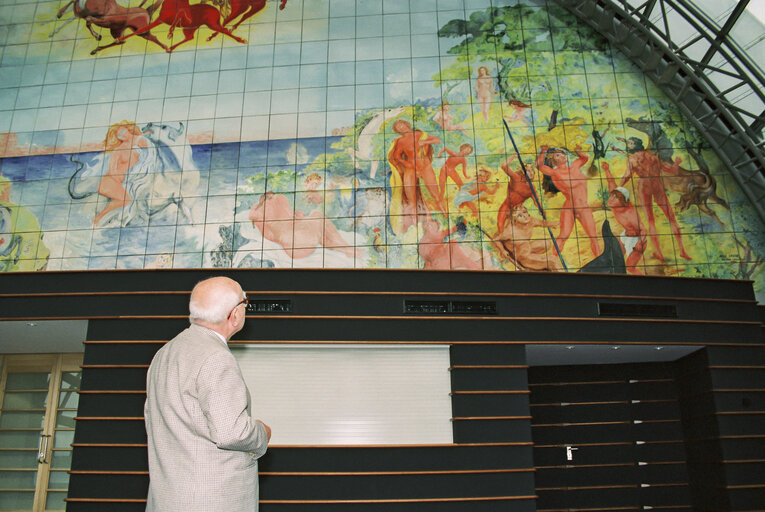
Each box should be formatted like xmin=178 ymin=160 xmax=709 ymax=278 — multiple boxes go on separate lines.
xmin=617 ymin=137 xmax=691 ymax=261
xmin=537 ymin=145 xmax=600 ymax=258
xmin=602 ymin=162 xmax=648 ymax=274
xmin=475 ymin=66 xmax=497 ymax=123
xmin=388 ymin=120 xmax=442 ymax=232
xmin=438 ymin=143 xmax=472 ymax=203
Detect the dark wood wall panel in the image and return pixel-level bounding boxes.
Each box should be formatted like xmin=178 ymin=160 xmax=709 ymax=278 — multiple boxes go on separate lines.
xmin=529 ymin=362 xmax=692 ymax=512
xmin=1 ymin=269 xmax=763 ymax=511
xmin=705 ymin=347 xmax=765 ymax=511
xmin=70 ymin=331 xmax=540 ymax=510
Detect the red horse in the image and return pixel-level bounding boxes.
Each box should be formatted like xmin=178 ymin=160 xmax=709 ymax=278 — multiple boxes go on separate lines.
xmin=119 ymin=0 xmax=247 ymax=52
xmin=208 ymin=0 xmax=288 ymax=40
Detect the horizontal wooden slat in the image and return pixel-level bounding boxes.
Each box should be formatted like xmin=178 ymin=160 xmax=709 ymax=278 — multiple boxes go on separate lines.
xmin=65 ymin=499 xmax=146 ymax=503
xmin=78 ymin=390 xmax=146 ymax=395
xmin=3 ymin=315 xmax=761 ymax=327
xmin=69 ymin=468 xmax=534 ymax=476
xmin=531 ymin=401 xmax=629 ymax=407
xmin=709 ymin=365 xmax=765 ymax=369
xmin=536 ymin=463 xmax=633 ymax=470
xmin=534 ymin=440 xmax=684 ymax=448
xmin=532 ymin=421 xmax=631 ymax=427
xmin=67 ymin=496 xmax=538 ymax=504
xmin=715 ymin=410 xmax=765 ymax=415
xmin=537 ymin=508 xmax=640 ymax=512
xmin=452 ymin=416 xmax=532 ymax=421
xmin=78 ymin=339 xmax=761 ymax=348
xmin=451 ymin=365 xmax=528 ymax=369
xmin=71 ymin=442 xmax=533 ymax=448
xmin=73 ymin=417 xmax=143 ymax=421
xmin=452 ymin=390 xmax=530 ymax=395
xmin=81 ymin=365 xmax=149 ymax=369
xmin=530 ymin=380 xmax=627 ymax=387
xmin=262 ymin=496 xmax=538 ymax=504
xmin=538 ymin=484 xmax=637 ymax=491
xmin=1 ymin=289 xmax=753 ymax=304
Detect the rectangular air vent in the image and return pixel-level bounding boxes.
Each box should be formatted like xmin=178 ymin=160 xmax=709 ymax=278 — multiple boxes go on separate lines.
xmin=404 ymin=300 xmax=450 ymax=314
xmin=451 ymin=301 xmax=497 ymax=315
xmin=598 ymin=302 xmax=677 ymax=318
xmin=247 ymin=299 xmax=292 ymax=314
xmin=404 ymin=300 xmax=497 ymax=315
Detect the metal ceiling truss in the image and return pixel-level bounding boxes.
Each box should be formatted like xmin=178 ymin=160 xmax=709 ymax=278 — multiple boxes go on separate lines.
xmin=554 ymin=0 xmax=765 ymax=224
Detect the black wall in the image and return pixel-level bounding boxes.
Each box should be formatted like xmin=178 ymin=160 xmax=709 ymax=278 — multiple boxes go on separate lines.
xmin=1 ymin=268 xmax=763 ymax=511
xmin=530 ymin=362 xmax=693 ymax=511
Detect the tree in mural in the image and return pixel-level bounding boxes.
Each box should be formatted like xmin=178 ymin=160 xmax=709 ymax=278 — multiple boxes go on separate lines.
xmin=438 ymin=6 xmax=533 ymax=105
xmin=430 ymin=2 xmax=760 ymax=277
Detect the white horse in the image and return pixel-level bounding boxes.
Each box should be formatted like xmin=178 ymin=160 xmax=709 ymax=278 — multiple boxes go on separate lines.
xmin=346 ymin=106 xmax=406 ymax=179
xmin=68 ymin=122 xmax=201 ymax=226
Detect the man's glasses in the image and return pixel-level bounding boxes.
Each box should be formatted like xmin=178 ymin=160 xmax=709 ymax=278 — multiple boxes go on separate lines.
xmin=228 ymin=296 xmax=249 ymax=318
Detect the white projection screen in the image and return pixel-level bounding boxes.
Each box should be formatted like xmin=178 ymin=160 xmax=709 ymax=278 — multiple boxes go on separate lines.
xmin=232 ymin=344 xmax=454 ymax=445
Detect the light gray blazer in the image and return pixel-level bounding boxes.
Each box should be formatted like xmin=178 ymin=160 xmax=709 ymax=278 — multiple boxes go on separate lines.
xmin=145 ymin=324 xmax=269 ymax=512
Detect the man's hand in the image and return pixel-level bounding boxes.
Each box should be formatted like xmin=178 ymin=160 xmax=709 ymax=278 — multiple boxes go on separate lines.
xmin=259 ymin=421 xmax=272 ymax=441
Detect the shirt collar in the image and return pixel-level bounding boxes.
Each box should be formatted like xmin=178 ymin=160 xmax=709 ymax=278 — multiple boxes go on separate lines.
xmin=192 ymin=323 xmax=228 ymax=346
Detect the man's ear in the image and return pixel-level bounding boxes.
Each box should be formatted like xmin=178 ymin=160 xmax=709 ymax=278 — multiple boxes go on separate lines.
xmin=236 ymin=307 xmax=246 ymax=326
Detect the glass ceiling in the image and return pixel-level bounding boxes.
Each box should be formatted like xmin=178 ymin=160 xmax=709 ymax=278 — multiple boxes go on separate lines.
xmin=627 ymin=0 xmax=764 ymax=138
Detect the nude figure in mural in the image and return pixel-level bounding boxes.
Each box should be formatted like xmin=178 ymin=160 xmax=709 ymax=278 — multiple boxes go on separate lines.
xmin=432 ymin=102 xmax=469 ymax=136
xmin=602 ymin=162 xmax=647 ymax=274
xmin=537 ymin=145 xmax=600 ymax=258
xmin=475 ymin=66 xmax=497 ymax=123
xmin=388 ymin=120 xmax=442 ymax=233
xmin=93 ymin=122 xmax=147 ymax=226
xmin=452 ymin=167 xmax=500 ymax=216
xmin=617 ymin=137 xmax=691 ymax=262
xmin=490 ymin=205 xmax=561 ymax=271
xmin=248 ymin=192 xmax=359 ymax=259
xmin=438 ymin=143 xmax=472 ymax=199
xmin=418 ymin=216 xmax=482 ymax=270
xmin=497 ymin=153 xmax=535 ymax=233
xmin=504 ymin=99 xmax=531 ymax=125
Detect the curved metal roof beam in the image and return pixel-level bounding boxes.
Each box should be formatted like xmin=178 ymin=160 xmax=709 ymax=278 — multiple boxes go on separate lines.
xmin=554 ymin=0 xmax=765 ymax=223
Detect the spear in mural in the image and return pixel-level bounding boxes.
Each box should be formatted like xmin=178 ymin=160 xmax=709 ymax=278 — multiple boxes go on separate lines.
xmin=502 ymin=118 xmax=568 ymax=272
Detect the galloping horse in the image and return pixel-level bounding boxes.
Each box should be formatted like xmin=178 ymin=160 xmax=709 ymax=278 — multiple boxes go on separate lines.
xmin=57 ymin=0 xmax=169 ymax=54
xmin=207 ymin=0 xmax=288 ymax=40
xmin=117 ymin=0 xmax=247 ymax=52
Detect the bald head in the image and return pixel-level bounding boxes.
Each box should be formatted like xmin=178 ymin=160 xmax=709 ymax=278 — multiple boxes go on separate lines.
xmin=189 ymin=277 xmax=245 ymax=327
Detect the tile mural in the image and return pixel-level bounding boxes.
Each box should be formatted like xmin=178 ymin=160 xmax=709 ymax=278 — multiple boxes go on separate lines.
xmin=1 ymin=0 xmax=764 ymax=299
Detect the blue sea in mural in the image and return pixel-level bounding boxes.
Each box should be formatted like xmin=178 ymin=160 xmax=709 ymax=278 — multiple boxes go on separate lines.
xmin=1 ymin=132 xmax=397 ymax=271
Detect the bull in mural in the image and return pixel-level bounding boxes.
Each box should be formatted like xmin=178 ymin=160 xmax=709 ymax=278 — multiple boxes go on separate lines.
xmin=68 ymin=122 xmax=200 ymax=227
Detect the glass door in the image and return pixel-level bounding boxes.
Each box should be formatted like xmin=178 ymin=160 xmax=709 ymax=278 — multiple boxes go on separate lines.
xmin=0 ymin=354 xmax=82 ymax=512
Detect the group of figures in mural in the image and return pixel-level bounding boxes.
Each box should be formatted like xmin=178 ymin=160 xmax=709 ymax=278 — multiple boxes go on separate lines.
xmin=1 ymin=1 xmax=763 ymax=292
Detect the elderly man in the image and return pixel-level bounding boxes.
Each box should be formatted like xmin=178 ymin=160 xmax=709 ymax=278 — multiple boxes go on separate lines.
xmin=145 ymin=276 xmax=271 ymax=512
